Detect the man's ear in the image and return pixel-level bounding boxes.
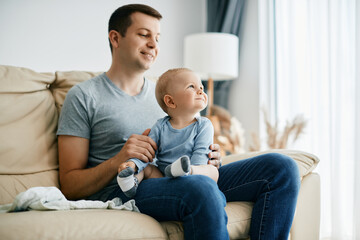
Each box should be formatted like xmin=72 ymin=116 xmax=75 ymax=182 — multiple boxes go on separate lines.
xmin=109 ymin=30 xmax=120 ymax=49
xmin=164 ymin=95 xmax=176 ymax=109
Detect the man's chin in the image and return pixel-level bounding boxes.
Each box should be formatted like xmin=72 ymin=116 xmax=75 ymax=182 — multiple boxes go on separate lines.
xmin=135 ymin=65 xmax=151 ymax=73
xmin=139 ymin=62 xmax=153 ymax=71
xmin=144 ymin=65 xmax=151 ymax=70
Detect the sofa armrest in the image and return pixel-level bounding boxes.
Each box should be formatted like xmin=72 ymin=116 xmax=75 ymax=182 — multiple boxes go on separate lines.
xmin=222 ymin=149 xmax=320 ymax=179
xmin=290 ymin=172 xmax=321 ymax=240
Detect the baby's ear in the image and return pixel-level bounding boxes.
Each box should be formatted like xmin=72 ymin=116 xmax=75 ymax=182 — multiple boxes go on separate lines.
xmin=164 ymin=95 xmax=176 ymax=109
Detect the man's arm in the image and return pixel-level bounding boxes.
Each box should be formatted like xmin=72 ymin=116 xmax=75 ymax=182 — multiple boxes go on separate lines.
xmin=58 ymin=129 xmax=157 ymax=200
xmin=59 ymin=135 xmax=117 ymax=200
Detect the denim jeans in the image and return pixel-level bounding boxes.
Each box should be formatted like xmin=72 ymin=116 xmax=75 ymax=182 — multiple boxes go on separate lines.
xmin=109 ymin=153 xmax=300 ymax=240
xmin=218 ymin=153 xmax=300 ymax=239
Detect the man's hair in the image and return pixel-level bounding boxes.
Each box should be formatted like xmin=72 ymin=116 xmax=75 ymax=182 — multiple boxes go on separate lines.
xmin=108 ymin=4 xmax=162 ymax=53
xmin=155 ymin=68 xmax=192 ymax=113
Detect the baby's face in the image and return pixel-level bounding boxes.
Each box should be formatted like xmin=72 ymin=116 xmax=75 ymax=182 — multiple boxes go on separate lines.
xmin=169 ymin=71 xmax=208 ymax=114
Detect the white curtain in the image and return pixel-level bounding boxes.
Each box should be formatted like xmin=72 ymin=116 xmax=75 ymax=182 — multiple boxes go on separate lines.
xmin=259 ymin=0 xmax=359 ymax=239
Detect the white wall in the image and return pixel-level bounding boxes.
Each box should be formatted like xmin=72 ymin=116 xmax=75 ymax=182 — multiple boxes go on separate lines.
xmin=0 ymin=0 xmax=206 ymax=77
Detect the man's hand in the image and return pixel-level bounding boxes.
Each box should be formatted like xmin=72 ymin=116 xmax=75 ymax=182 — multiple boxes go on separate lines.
xmin=115 ymin=129 xmax=157 ymax=164
xmin=207 ymin=143 xmax=222 ymax=169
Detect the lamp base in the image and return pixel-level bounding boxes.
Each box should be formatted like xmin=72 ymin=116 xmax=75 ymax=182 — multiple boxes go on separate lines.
xmin=206 ymin=77 xmax=214 ymax=116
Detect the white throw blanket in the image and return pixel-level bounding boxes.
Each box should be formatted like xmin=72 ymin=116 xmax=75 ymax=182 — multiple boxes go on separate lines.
xmin=0 ymin=187 xmax=139 ymax=213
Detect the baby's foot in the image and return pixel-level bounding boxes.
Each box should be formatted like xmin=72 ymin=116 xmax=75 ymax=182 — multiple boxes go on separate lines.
xmin=164 ymin=156 xmax=190 ymax=178
xmin=117 ymin=167 xmax=138 ymax=198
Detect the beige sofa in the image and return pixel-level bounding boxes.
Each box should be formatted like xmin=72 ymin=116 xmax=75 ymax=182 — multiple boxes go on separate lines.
xmin=0 ymin=65 xmax=320 ymax=240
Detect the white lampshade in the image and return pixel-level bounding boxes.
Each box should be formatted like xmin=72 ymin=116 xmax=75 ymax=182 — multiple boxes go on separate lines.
xmin=184 ymin=32 xmax=239 ymax=81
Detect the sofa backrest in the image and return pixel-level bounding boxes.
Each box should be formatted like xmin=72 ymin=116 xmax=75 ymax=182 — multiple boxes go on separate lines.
xmin=0 ymin=65 xmax=100 ymax=204
xmin=0 ymin=66 xmax=58 ymax=174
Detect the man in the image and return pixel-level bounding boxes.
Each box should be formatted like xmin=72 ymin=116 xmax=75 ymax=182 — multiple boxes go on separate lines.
xmin=57 ymin=4 xmax=300 ymax=240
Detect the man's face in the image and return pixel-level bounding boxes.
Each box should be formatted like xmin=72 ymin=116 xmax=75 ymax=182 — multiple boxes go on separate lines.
xmin=117 ymin=12 xmax=160 ymax=71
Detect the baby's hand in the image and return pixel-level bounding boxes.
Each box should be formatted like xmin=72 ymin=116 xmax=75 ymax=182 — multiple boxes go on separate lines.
xmin=118 ymin=161 xmax=136 ymax=173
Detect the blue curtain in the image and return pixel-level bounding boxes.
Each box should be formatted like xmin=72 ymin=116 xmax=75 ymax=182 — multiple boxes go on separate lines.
xmin=207 ymin=0 xmax=245 ymax=35
xmin=202 ymin=0 xmax=245 ymax=114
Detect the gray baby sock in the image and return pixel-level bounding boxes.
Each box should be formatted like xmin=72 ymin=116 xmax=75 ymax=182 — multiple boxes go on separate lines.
xmin=164 ymin=156 xmax=191 ymax=178
xmin=117 ymin=167 xmax=138 ymax=198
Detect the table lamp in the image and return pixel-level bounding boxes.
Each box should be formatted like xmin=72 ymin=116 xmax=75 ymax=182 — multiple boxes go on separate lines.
xmin=184 ymin=32 xmax=239 ymax=116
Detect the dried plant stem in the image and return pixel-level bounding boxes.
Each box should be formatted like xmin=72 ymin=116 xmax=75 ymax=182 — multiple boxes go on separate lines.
xmin=249 ymin=109 xmax=307 ymax=151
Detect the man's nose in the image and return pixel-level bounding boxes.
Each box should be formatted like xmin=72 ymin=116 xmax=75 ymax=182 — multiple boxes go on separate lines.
xmin=147 ymin=37 xmax=158 ymax=49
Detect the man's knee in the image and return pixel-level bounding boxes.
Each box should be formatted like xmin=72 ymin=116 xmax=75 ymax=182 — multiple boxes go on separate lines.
xmin=263 ymin=153 xmax=300 ymax=191
xmin=260 ymin=153 xmax=298 ymax=173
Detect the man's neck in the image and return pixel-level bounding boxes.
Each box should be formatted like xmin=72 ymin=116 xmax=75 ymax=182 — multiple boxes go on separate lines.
xmin=106 ymin=63 xmax=145 ymax=96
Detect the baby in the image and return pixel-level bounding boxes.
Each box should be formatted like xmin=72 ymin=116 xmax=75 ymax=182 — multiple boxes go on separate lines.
xmin=117 ymin=68 xmax=218 ymax=198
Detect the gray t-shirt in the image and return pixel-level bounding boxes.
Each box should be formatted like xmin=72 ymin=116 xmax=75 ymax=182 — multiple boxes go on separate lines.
xmin=57 ymin=73 xmax=166 ymax=200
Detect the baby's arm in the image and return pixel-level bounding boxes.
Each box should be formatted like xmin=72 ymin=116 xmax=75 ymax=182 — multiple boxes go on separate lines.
xmin=190 ymin=118 xmax=218 ymax=182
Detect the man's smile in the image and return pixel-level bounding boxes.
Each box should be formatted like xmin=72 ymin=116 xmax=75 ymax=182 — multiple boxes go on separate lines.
xmin=141 ymin=51 xmax=155 ymax=60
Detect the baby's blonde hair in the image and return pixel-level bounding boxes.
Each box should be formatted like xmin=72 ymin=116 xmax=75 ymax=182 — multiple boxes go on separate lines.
xmin=155 ymin=68 xmax=192 ymax=113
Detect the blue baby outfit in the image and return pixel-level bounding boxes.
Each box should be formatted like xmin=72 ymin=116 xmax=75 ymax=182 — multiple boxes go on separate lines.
xmin=131 ymin=116 xmax=214 ymax=174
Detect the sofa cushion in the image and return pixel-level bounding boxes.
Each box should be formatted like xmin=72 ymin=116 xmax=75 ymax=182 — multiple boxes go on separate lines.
xmin=51 ymin=71 xmax=102 ymax=114
xmin=225 ymin=202 xmax=252 ymax=239
xmin=222 ymin=149 xmax=320 ymax=179
xmin=0 ymin=209 xmax=168 ymax=240
xmin=0 ymin=66 xmax=58 ymax=175
xmin=0 ymin=201 xmax=253 ymax=240
xmin=0 ymin=170 xmax=59 ymax=205
xmin=0 ymin=65 xmax=54 ymax=93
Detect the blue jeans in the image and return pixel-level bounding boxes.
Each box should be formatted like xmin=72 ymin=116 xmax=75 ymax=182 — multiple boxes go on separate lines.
xmin=218 ymin=153 xmax=300 ymax=239
xmin=109 ymin=153 xmax=300 ymax=240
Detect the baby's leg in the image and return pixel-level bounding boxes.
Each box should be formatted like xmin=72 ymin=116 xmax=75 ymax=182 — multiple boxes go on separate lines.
xmin=164 ymin=156 xmax=191 ymax=178
xmin=117 ymin=161 xmax=139 ymax=198
xmin=189 ymin=164 xmax=219 ymax=182
xmin=143 ymin=164 xmax=164 ymax=179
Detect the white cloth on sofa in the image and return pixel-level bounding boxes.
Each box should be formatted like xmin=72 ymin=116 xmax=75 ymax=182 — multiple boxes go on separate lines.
xmin=0 ymin=187 xmax=139 ymax=213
